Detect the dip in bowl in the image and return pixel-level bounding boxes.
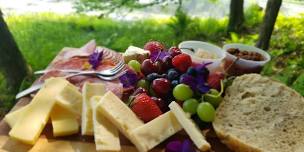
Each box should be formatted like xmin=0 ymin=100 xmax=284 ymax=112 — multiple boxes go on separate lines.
xmin=223 ymin=43 xmax=271 ymax=76
xmin=178 ymin=41 xmax=226 ymax=72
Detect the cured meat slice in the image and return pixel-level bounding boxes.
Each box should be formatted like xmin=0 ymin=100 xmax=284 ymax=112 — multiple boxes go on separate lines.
xmin=35 ymin=41 xmax=124 ymax=98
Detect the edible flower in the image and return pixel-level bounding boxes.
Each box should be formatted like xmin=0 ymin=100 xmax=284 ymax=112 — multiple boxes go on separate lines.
xmin=150 ymin=50 xmax=170 ymax=62
xmin=165 ymin=140 xmax=182 ymax=152
xmin=89 ymin=49 xmax=103 ymax=69
xmin=181 ymin=139 xmax=196 ymax=152
xmin=179 ymin=62 xmax=211 ymax=94
xmin=165 ymin=139 xmax=196 ymax=152
xmin=119 ymin=69 xmax=138 ymax=88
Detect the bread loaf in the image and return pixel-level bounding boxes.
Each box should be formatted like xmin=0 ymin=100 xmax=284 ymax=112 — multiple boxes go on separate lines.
xmin=213 ymin=74 xmax=304 ymax=152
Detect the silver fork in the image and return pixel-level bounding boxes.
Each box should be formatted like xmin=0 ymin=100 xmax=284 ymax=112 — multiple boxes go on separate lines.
xmin=34 ymin=60 xmax=125 ymax=76
xmin=16 ymin=65 xmax=126 ymax=99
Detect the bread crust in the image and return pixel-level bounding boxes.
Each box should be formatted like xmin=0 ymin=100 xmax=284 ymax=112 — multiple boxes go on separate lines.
xmin=213 ymin=74 xmax=304 ymax=152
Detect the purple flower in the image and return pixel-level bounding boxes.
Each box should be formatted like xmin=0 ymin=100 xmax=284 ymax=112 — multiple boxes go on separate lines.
xmin=180 ymin=74 xmax=197 ymax=90
xmin=89 ymin=49 xmax=103 ymax=69
xmin=150 ymin=50 xmax=170 ymax=62
xmin=197 ymin=83 xmax=210 ymax=94
xmin=119 ymin=70 xmax=138 ymax=88
xmin=165 ymin=140 xmax=182 ymax=152
xmin=181 ymin=139 xmax=196 ymax=152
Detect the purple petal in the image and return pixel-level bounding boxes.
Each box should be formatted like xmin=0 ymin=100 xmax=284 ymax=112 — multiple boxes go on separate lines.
xmin=194 ymin=63 xmax=211 ymax=72
xmin=197 ymin=83 xmax=210 ymax=94
xmin=119 ymin=70 xmax=138 ymax=88
xmin=89 ymin=49 xmax=103 ymax=69
xmin=159 ymin=51 xmax=170 ymax=60
xmin=194 ymin=63 xmax=210 ymax=81
xmin=150 ymin=51 xmax=170 ymax=62
xmin=181 ymin=139 xmax=196 ymax=152
xmin=165 ymin=140 xmax=182 ymax=152
xmin=180 ymin=74 xmax=197 ymax=90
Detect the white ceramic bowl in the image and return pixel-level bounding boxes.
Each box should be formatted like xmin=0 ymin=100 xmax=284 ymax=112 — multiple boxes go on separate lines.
xmin=178 ymin=41 xmax=226 ymax=72
xmin=223 ymin=43 xmax=271 ymax=75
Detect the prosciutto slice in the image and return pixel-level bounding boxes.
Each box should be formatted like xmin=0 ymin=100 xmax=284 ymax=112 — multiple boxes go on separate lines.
xmin=36 ymin=40 xmax=124 ymax=98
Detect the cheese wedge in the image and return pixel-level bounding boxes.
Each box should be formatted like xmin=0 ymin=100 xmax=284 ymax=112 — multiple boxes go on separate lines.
xmin=91 ymin=96 xmax=120 ymax=151
xmin=5 ymin=82 xmax=82 ymax=128
xmin=51 ymin=104 xmax=79 ymax=137
xmin=130 ymin=111 xmax=182 ymax=152
xmin=169 ymin=102 xmax=211 ymax=151
xmin=123 ymin=46 xmax=150 ymax=63
xmin=81 ymin=83 xmax=106 ymax=135
xmin=97 ymin=91 xmax=144 ymax=151
xmin=56 ymin=84 xmax=82 ymax=115
xmin=9 ymin=78 xmax=70 ymax=144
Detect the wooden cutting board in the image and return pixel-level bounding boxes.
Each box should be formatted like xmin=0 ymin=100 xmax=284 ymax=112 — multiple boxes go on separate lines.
xmin=0 ymin=46 xmax=233 ymax=152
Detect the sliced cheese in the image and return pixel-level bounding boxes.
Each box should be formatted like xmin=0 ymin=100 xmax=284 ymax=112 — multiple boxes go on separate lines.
xmin=169 ymin=102 xmax=211 ymax=151
xmin=97 ymin=91 xmax=144 ymax=151
xmin=123 ymin=46 xmax=150 ymax=63
xmin=81 ymin=82 xmax=106 ymax=135
xmin=51 ymin=104 xmax=79 ymax=137
xmin=4 ymin=106 xmax=29 ymax=128
xmin=9 ymin=78 xmax=70 ymax=144
xmin=130 ymin=111 xmax=182 ymax=152
xmin=5 ymin=82 xmax=82 ymax=128
xmin=91 ymin=96 xmax=120 ymax=151
xmin=55 ymin=84 xmax=82 ymax=115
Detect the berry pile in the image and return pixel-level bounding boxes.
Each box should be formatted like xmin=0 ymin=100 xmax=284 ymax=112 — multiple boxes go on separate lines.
xmin=123 ymin=41 xmax=225 ymax=123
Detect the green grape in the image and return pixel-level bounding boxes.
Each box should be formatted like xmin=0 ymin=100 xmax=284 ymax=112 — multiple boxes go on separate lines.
xmin=197 ymin=102 xmax=215 ymax=122
xmin=173 ymin=84 xmax=193 ymax=101
xmin=203 ymin=89 xmax=223 ymax=108
xmin=183 ymin=98 xmax=199 ymax=114
xmin=128 ymin=60 xmax=141 ymax=72
xmin=137 ymin=79 xmax=149 ymax=90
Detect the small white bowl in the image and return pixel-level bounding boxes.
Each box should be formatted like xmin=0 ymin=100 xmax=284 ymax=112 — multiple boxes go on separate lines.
xmin=223 ymin=43 xmax=271 ymax=75
xmin=178 ymin=41 xmax=226 ymax=71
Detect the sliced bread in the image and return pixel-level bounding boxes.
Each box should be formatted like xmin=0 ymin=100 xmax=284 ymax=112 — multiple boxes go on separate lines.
xmin=213 ymin=74 xmax=304 ymax=152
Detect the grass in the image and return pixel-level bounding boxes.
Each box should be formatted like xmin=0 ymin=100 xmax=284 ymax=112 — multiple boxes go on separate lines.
xmin=1 ymin=4 xmax=304 ymax=116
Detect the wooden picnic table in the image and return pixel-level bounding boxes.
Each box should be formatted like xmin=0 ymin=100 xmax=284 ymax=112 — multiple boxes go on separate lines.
xmin=0 ymin=45 xmax=233 ymax=152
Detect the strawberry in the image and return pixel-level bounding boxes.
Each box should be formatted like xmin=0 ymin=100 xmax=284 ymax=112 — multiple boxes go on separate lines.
xmin=172 ymin=54 xmax=192 ymax=72
xmin=131 ymin=93 xmax=163 ymax=122
xmin=144 ymin=41 xmax=165 ymax=53
xmin=207 ymin=72 xmax=225 ymax=90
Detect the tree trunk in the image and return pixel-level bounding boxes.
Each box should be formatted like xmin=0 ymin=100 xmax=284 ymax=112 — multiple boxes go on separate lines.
xmin=0 ymin=10 xmax=29 ymax=93
xmin=227 ymin=0 xmax=244 ymax=33
xmin=256 ymin=0 xmax=282 ymax=50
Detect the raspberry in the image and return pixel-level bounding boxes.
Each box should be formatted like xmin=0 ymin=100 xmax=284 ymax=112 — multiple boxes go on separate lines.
xmin=172 ymin=54 xmax=192 ymax=72
xmin=144 ymin=41 xmax=165 ymax=53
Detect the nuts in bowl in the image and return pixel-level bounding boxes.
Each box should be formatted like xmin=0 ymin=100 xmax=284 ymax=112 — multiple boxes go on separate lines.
xmin=223 ymin=43 xmax=271 ymax=76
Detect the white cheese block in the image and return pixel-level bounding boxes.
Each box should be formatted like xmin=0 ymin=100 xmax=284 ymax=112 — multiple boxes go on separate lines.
xmin=5 ymin=82 xmax=81 ymax=128
xmin=9 ymin=78 xmax=70 ymax=145
xmin=51 ymin=104 xmax=79 ymax=137
xmin=56 ymin=84 xmax=82 ymax=115
xmin=169 ymin=102 xmax=211 ymax=151
xmin=97 ymin=91 xmax=144 ymax=151
xmin=123 ymin=46 xmax=150 ymax=63
xmin=81 ymin=82 xmax=106 ymax=135
xmin=4 ymin=105 xmax=28 ymax=128
xmin=91 ymin=96 xmax=120 ymax=151
xmin=130 ymin=111 xmax=182 ymax=152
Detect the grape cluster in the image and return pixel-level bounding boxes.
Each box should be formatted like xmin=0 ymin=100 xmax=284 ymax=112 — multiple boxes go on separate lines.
xmin=125 ymin=41 xmax=225 ymax=123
